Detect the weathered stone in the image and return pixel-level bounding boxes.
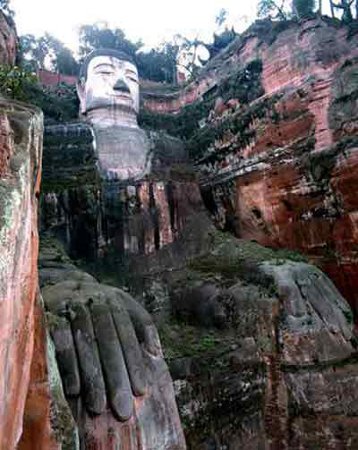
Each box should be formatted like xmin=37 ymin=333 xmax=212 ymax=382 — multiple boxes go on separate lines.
xmin=0 ymin=97 xmax=47 ymax=449
xmin=41 ymin=244 xmax=186 ymax=449
xmin=261 ymin=261 xmax=354 ymax=365
xmin=129 ymin=223 xmax=358 ymax=448
xmin=0 ymin=12 xmax=16 ymax=66
xmin=71 ymin=302 xmax=107 ymax=415
xmin=34 ymin=17 xmax=358 ymax=449
xmin=140 ymin=18 xmax=358 ymax=318
xmin=91 ymin=300 xmax=134 ymax=421
xmin=50 ymin=318 xmax=81 ymax=398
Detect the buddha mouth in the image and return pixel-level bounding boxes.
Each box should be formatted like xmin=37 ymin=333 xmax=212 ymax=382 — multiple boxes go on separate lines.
xmin=111 ymin=93 xmax=133 ymax=103
xmin=111 ymin=92 xmax=132 ymax=101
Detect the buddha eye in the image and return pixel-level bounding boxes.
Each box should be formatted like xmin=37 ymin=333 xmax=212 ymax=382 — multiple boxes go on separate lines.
xmin=125 ymin=72 xmax=138 ymax=82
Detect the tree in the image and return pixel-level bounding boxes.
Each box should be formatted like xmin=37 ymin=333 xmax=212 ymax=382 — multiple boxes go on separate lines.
xmin=0 ymin=0 xmax=14 ymax=17
xmin=206 ymin=28 xmax=238 ymax=59
xmin=257 ymin=0 xmax=288 ymax=20
xmin=44 ymin=33 xmax=79 ymax=75
xmin=78 ymin=23 xmax=142 ymax=60
xmin=19 ymin=34 xmax=49 ymax=71
xmin=293 ymin=0 xmax=316 ymax=18
xmin=330 ymin=0 xmax=354 ymax=21
xmin=174 ymin=34 xmax=207 ymax=79
xmin=136 ymin=46 xmax=177 ymax=83
xmin=215 ymin=8 xmax=228 ymax=27
xmin=318 ymin=0 xmax=323 ymax=14
xmin=19 ymin=34 xmax=79 ymax=75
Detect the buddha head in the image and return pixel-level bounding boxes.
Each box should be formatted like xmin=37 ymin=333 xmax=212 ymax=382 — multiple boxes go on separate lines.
xmin=77 ymin=48 xmax=139 ymax=119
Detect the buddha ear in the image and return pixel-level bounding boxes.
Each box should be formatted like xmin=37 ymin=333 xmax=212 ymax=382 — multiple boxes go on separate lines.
xmin=76 ymin=79 xmax=86 ymax=114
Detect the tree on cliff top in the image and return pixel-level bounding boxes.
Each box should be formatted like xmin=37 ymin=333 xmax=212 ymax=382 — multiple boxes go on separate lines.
xmin=329 ymin=0 xmax=355 ymax=21
xmin=45 ymin=34 xmax=79 ymax=76
xmin=19 ymin=33 xmax=79 ymax=76
xmin=257 ymin=0 xmax=289 ymax=20
xmin=136 ymin=43 xmax=179 ymax=83
xmin=78 ymin=23 xmax=142 ymax=60
xmin=293 ymin=0 xmax=316 ymax=18
xmin=19 ymin=34 xmax=48 ymax=71
xmin=0 ymin=0 xmax=13 ymax=17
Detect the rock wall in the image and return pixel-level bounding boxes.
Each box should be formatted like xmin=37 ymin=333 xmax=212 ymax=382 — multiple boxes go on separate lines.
xmin=41 ymin=123 xmax=201 ymax=262
xmin=128 ymin=221 xmax=358 ymax=449
xmin=27 ymin=15 xmax=358 ymax=449
xmin=142 ymin=17 xmax=358 ymax=316
xmin=38 ymin=239 xmax=185 ymax=450
xmin=0 ymin=11 xmax=16 ymax=66
xmin=0 ymin=98 xmax=54 ymax=449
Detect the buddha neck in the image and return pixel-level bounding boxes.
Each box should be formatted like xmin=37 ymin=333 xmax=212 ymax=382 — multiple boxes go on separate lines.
xmin=85 ymin=106 xmax=138 ymax=129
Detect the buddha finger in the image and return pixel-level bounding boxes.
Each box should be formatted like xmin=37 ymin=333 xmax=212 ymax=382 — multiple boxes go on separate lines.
xmin=48 ymin=314 xmax=81 ymax=397
xmin=110 ymin=299 xmax=147 ymax=397
xmin=120 ymin=291 xmax=162 ymax=357
xmin=70 ymin=302 xmax=106 ymax=415
xmin=90 ymin=299 xmax=133 ymax=421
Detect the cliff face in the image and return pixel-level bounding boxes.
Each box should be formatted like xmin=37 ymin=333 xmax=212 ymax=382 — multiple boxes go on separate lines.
xmin=129 ymin=223 xmax=358 ymax=449
xmin=0 ymin=11 xmax=16 ymax=66
xmin=142 ymin=17 xmax=358 ymax=316
xmin=3 ymin=14 xmax=357 ymax=450
xmin=38 ymin=239 xmax=186 ymax=450
xmin=0 ymin=98 xmax=55 ymax=449
xmin=41 ymin=123 xmax=201 ymax=262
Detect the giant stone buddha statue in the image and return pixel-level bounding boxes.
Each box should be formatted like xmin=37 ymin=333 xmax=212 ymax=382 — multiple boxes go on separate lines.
xmin=41 ymin=48 xmax=191 ymax=449
xmin=42 ymin=48 xmax=200 ymax=260
xmin=77 ymin=48 xmax=150 ymax=180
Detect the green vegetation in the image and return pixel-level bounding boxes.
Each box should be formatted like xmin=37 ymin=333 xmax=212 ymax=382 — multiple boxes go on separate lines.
xmin=19 ymin=33 xmax=79 ymax=75
xmin=330 ymin=0 xmax=355 ymax=23
xmin=206 ymin=28 xmax=238 ymax=59
xmin=159 ymin=321 xmax=235 ymax=362
xmin=258 ymin=0 xmax=357 ymax=22
xmin=257 ymin=0 xmax=290 ymax=20
xmin=26 ymin=82 xmax=79 ymax=123
xmin=18 ymin=22 xmax=236 ymax=85
xmin=305 ymin=136 xmax=358 ymax=184
xmin=140 ymin=60 xmax=265 ymax=160
xmin=0 ymin=0 xmax=13 ymax=17
xmin=342 ymin=308 xmax=354 ymax=324
xmin=0 ymin=65 xmax=37 ymax=100
xmin=293 ymin=0 xmax=316 ymax=18
xmin=0 ymin=65 xmax=79 ymax=123
xmin=187 ymin=230 xmax=307 ymax=293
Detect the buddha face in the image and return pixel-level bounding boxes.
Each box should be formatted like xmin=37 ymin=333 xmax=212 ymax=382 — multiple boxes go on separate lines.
xmin=78 ymin=55 xmax=139 ymax=115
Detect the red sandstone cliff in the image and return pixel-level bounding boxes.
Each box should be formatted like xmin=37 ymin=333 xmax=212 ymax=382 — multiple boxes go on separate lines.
xmin=0 ymin=98 xmax=58 ymax=449
xmin=0 ymin=11 xmax=16 ymax=66
xmin=143 ymin=17 xmax=358 ymax=316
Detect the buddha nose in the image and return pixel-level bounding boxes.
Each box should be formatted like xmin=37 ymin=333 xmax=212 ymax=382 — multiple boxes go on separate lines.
xmin=113 ymin=78 xmax=130 ymax=93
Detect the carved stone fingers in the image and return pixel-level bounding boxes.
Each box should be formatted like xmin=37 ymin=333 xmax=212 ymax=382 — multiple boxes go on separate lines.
xmin=70 ymin=301 xmax=107 ymax=415
xmin=90 ymin=297 xmax=133 ymax=421
xmin=120 ymin=289 xmax=162 ymax=357
xmin=48 ymin=315 xmax=81 ymax=397
xmin=109 ymin=293 xmax=147 ymax=397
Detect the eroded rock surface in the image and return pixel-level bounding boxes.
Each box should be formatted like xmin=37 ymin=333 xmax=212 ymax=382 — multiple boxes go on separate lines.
xmin=0 ymin=11 xmax=16 ymax=66
xmin=40 ymin=239 xmax=186 ymax=449
xmin=131 ymin=226 xmax=358 ymax=449
xmin=0 ymin=98 xmax=52 ymax=449
xmin=41 ymin=123 xmax=200 ymax=260
xmin=140 ymin=17 xmax=358 ymax=317
xmin=36 ymin=17 xmax=358 ymax=449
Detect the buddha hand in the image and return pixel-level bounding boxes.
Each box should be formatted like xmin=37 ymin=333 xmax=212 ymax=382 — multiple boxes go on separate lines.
xmin=43 ymin=280 xmax=162 ymax=421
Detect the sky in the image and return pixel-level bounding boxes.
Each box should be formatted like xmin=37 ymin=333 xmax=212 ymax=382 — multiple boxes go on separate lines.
xmin=11 ymin=0 xmax=259 ymax=51
xmin=10 ymin=0 xmax=336 ymax=54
